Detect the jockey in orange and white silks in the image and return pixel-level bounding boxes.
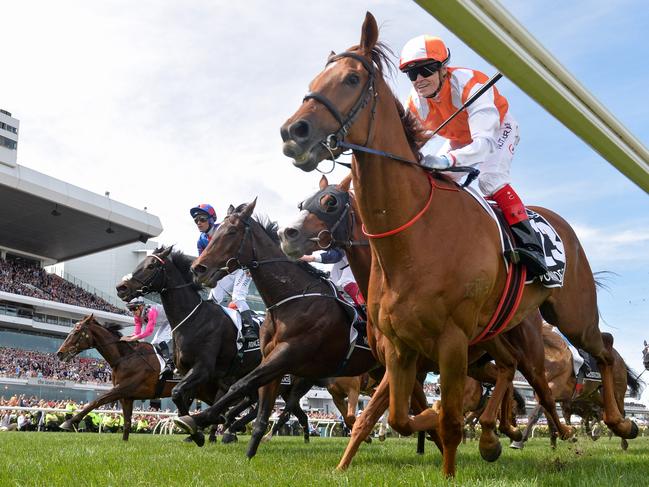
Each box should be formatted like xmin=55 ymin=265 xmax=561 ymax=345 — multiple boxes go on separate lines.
xmin=400 ymin=35 xmax=548 ymax=278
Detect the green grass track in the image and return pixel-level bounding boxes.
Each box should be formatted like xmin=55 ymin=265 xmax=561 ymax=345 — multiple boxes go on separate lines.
xmin=1 ymin=433 xmax=647 ymax=486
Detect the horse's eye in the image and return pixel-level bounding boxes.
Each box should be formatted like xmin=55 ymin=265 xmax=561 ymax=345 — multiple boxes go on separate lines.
xmin=345 ymin=73 xmax=360 ymax=86
xmin=147 ymin=263 xmax=156 ymax=270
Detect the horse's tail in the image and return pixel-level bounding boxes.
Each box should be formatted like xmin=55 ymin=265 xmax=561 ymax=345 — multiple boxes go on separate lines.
xmin=512 ymin=387 xmax=527 ymax=415
xmin=626 ymin=366 xmax=644 ymax=398
xmin=593 ymin=270 xmax=617 ymax=292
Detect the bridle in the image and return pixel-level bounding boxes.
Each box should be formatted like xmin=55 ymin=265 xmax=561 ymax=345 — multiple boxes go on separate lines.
xmin=127 ymin=254 xmax=192 ymax=296
xmin=299 ymin=186 xmax=367 ymax=250
xmin=303 ymin=50 xmax=479 ymax=185
xmin=221 ymin=217 xmax=292 ymax=274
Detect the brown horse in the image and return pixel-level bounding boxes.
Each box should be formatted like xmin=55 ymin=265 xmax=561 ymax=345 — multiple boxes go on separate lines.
xmin=176 ymin=211 xmax=381 ymax=458
xmin=280 ymin=174 xmax=574 ymax=467
xmin=280 ymin=12 xmax=636 ymax=475
xmin=512 ymin=323 xmax=642 ymax=450
xmin=56 ymin=314 xmax=217 ymax=440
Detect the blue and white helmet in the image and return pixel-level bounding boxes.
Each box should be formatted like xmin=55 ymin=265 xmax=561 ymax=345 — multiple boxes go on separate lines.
xmin=126 ymin=297 xmax=145 ymax=310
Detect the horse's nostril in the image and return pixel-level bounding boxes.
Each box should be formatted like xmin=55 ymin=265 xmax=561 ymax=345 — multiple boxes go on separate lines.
xmin=192 ymin=264 xmax=207 ymax=276
xmin=280 ymin=125 xmax=290 ymax=142
xmin=289 ymin=120 xmax=311 ymax=141
xmin=284 ymin=227 xmax=300 ymax=240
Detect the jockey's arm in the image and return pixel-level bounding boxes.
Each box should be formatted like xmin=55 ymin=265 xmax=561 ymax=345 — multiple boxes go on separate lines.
xmin=316 ymin=248 xmax=345 ymax=265
xmin=444 ymin=83 xmax=500 ymax=167
xmin=231 ymin=270 xmax=252 ymax=311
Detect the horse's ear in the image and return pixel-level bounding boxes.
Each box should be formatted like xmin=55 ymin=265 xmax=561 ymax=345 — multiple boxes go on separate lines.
xmin=338 ymin=173 xmax=352 ymax=192
xmin=227 ymin=204 xmax=235 ymax=216
xmin=327 ymin=50 xmax=336 ymax=62
xmin=645 ymin=340 xmax=648 ymax=347
xmin=89 ymin=313 xmax=94 ymax=321
xmin=319 ymin=175 xmax=329 ymax=190
xmin=240 ymin=198 xmax=257 ymax=220
xmin=159 ymin=246 xmax=173 ymax=259
xmin=359 ymin=11 xmax=378 ymax=54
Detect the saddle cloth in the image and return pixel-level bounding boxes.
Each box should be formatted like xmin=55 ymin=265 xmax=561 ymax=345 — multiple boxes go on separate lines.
xmin=463 ymin=186 xmax=566 ymax=288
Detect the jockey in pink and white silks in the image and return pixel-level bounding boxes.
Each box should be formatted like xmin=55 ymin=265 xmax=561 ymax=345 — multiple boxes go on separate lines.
xmin=190 ymin=203 xmax=257 ymax=340
xmin=400 ymin=35 xmax=548 ymax=278
xmin=121 ymin=298 xmax=173 ymax=377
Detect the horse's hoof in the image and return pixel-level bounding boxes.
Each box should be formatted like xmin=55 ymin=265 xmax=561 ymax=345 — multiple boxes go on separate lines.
xmin=621 ymin=438 xmax=629 ymax=451
xmin=378 ymin=434 xmax=386 ymax=442
xmin=479 ymin=440 xmax=502 ymax=462
xmin=192 ymin=431 xmax=205 ymax=447
xmin=628 ymin=421 xmax=639 ymax=439
xmin=304 ymin=436 xmax=309 ymax=444
xmin=208 ymin=435 xmax=217 ymax=443
xmin=59 ymin=420 xmax=74 ymax=432
xmin=364 ymin=436 xmax=372 ymax=444
xmin=509 ymin=441 xmax=524 ymax=450
xmin=174 ymin=415 xmax=197 ymax=435
xmin=183 ymin=436 xmax=194 ymax=443
xmin=222 ymin=432 xmax=238 ymax=444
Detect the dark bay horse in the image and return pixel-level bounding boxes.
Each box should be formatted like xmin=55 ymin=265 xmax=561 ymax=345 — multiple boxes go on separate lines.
xmin=176 ymin=205 xmax=380 ymax=458
xmin=56 ymin=314 xmax=217 ymax=440
xmin=279 ymin=12 xmax=636 ymax=476
xmin=279 ymin=174 xmax=573 ymax=468
xmin=512 ymin=323 xmax=642 ymax=450
xmin=115 ymin=247 xmax=262 ymax=444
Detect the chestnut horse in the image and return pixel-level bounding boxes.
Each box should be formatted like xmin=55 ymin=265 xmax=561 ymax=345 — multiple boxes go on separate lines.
xmin=279 ymin=174 xmax=573 ymax=468
xmin=512 ymin=323 xmax=642 ymax=450
xmin=56 ymin=314 xmax=217 ymax=440
xmin=280 ymin=12 xmax=636 ymax=476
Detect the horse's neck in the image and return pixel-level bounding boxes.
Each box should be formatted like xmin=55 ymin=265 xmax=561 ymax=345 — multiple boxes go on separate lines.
xmin=90 ymin=325 xmax=124 ymax=367
xmin=248 ymin=227 xmax=326 ymax=306
xmin=159 ymin=264 xmax=202 ymax=327
xmin=351 ymin=85 xmax=432 ymax=247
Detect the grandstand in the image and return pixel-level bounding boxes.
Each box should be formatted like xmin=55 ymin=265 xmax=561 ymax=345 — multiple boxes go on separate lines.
xmin=0 ymin=110 xmax=161 ymax=404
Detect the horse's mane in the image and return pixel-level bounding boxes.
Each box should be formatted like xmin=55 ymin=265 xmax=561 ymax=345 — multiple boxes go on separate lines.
xmin=232 ymin=205 xmax=329 ymax=280
xmin=96 ymin=320 xmax=123 ymax=337
xmin=154 ymin=247 xmax=202 ymax=291
xmin=349 ymin=42 xmax=430 ymax=158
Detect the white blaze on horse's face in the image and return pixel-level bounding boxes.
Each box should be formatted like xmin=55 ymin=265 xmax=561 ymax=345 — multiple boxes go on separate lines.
xmin=121 ymin=273 xmax=133 ymax=283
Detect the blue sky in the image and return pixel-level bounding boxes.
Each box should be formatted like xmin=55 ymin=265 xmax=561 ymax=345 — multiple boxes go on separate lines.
xmin=2 ymin=1 xmax=648 ymax=400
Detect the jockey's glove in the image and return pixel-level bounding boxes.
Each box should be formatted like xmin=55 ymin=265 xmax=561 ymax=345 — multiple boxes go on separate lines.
xmin=421 ymin=154 xmax=452 ymax=170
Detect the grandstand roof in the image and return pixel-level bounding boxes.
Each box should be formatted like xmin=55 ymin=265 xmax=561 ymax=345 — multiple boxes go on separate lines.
xmin=0 ymin=162 xmax=163 ymax=263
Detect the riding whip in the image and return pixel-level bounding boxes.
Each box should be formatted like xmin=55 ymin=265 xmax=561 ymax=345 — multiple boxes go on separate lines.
xmin=430 ymin=72 xmax=503 ymax=138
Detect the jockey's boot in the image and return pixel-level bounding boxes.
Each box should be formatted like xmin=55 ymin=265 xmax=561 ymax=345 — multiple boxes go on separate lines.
xmin=490 ymin=184 xmax=549 ymax=278
xmin=157 ymin=342 xmax=174 ymax=379
xmin=343 ymin=282 xmax=365 ymax=307
xmin=240 ymin=309 xmax=258 ymax=342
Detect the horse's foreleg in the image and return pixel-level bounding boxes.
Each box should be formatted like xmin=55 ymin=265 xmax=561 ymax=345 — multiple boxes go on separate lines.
xmin=60 ymin=385 xmax=135 ymax=432
xmin=496 ymin=383 xmax=521 ymax=441
xmin=511 ymin=403 xmax=543 ymax=449
xmin=266 ymin=409 xmax=291 ymax=440
xmin=223 ymin=407 xmax=258 ymax=444
xmin=436 ymin=326 xmax=468 ymax=478
xmin=385 ymin=340 xmax=419 ymax=437
xmin=247 ymin=378 xmax=281 ymax=459
xmin=337 ymin=373 xmax=390 ymax=470
xmin=346 ymin=384 xmax=360 ymax=429
xmin=175 ymin=343 xmax=292 ymax=437
xmin=120 ymin=398 xmax=133 ymax=441
xmin=280 ymin=378 xmax=314 ymax=443
xmin=476 ymin=336 xmax=521 ymax=460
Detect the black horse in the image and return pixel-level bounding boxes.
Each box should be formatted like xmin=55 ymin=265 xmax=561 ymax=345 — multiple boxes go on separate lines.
xmin=116 ymin=247 xmax=263 ymax=444
xmin=175 ymin=201 xmax=380 ymax=458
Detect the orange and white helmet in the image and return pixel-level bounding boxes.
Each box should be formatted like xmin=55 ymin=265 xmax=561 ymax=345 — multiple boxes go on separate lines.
xmin=399 ymin=35 xmax=451 ymax=71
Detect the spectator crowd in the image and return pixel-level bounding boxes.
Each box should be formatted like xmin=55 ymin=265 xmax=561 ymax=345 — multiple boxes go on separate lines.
xmin=0 ymin=258 xmax=127 ymax=315
xmin=0 ymin=347 xmax=112 ymax=384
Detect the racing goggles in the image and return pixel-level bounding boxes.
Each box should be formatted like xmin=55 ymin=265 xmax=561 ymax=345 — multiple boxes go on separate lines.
xmin=404 ymin=63 xmax=441 ymax=81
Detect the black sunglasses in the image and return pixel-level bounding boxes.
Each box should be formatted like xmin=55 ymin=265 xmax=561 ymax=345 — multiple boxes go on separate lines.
xmin=194 ymin=216 xmax=209 ymax=224
xmin=405 ymin=63 xmax=440 ymax=82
